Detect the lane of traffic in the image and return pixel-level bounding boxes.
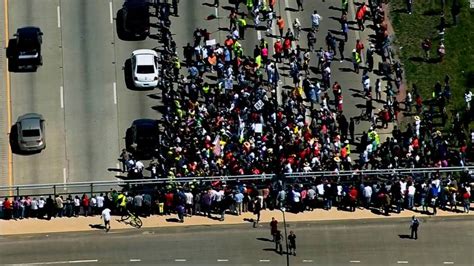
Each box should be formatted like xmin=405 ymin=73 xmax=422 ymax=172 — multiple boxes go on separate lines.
xmin=60 ymin=0 xmax=119 ymax=183
xmin=9 ymin=0 xmax=66 ymax=186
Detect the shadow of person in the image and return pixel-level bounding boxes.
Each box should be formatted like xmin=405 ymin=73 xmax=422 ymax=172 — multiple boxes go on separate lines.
xmin=398 ymin=234 xmax=412 ymax=239
xmin=89 ymin=224 xmax=106 ymax=230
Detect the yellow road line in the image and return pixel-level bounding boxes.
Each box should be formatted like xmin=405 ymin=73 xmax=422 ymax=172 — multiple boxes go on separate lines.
xmin=3 ymin=0 xmax=13 ymax=195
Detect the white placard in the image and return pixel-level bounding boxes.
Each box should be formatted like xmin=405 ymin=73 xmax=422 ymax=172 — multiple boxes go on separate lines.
xmin=206 ymin=39 xmax=217 ymax=46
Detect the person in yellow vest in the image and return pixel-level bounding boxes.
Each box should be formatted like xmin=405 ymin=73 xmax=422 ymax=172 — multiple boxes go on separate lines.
xmin=255 ymin=54 xmax=262 ymax=68
xmin=352 ymin=49 xmax=361 ymax=74
xmin=246 ymin=0 xmax=253 ymax=13
xmin=173 ymin=56 xmax=181 ymax=81
xmin=202 ymin=82 xmax=211 ymax=102
xmin=238 ymin=16 xmax=247 ymax=40
xmin=117 ymin=192 xmax=127 ymax=215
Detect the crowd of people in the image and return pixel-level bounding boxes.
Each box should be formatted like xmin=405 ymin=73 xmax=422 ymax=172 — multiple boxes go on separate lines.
xmin=0 ymin=173 xmax=472 ymax=221
xmin=2 ymin=1 xmax=473 ymax=222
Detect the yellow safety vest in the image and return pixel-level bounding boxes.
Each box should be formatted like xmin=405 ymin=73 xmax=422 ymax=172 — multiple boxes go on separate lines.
xmin=202 ymin=85 xmax=210 ymax=94
xmin=118 ymin=194 xmax=126 ymax=207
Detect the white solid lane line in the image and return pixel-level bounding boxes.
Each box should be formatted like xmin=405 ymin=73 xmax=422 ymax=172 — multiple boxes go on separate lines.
xmin=217 ymin=259 xmax=229 ymax=262
xmin=57 ymin=6 xmax=61 ymax=28
xmin=68 ymin=260 xmax=98 ymax=264
xmin=129 ymin=259 xmax=141 ymax=262
xmin=174 ymin=259 xmax=187 ymax=262
xmin=113 ymin=82 xmax=117 ymax=104
xmin=109 ymin=1 xmax=113 ymax=24
xmin=7 ymin=259 xmax=98 ymax=265
xmin=60 ymin=86 xmax=64 ymax=108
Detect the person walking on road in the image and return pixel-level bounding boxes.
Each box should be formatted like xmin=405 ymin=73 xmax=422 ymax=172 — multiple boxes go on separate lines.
xmin=101 ymin=207 xmax=111 ymax=232
xmin=311 ymin=10 xmax=321 ymax=32
xmin=270 ymin=217 xmax=279 ymax=242
xmin=277 ymin=16 xmax=285 ymax=37
xmin=274 ymin=230 xmax=283 ymax=254
xmin=410 ymin=215 xmax=420 ymax=239
xmin=253 ymin=198 xmax=262 ymax=228
xmin=288 ymin=231 xmax=296 ymax=256
xmin=296 ymin=0 xmax=304 ymax=11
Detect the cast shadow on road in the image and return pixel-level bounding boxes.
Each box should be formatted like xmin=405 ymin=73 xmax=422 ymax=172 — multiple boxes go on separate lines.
xmin=202 ymin=2 xmax=216 ymax=7
xmin=166 ymin=218 xmax=181 ymax=223
xmin=107 ymin=168 xmax=123 ymax=173
xmin=398 ymin=234 xmax=412 ymax=239
xmin=89 ymin=224 xmax=106 ymax=230
xmin=262 ymin=248 xmax=288 ymax=256
xmin=284 ymin=7 xmax=299 ymax=12
xmin=370 ymin=208 xmax=390 ymax=216
xmin=9 ymin=124 xmax=42 ymax=156
xmin=256 ymin=237 xmax=273 ymax=242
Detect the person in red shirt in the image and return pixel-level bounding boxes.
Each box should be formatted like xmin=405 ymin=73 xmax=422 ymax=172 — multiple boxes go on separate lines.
xmin=348 ymin=186 xmax=358 ymax=212
xmin=356 ymin=4 xmax=366 ymax=31
xmin=82 ymin=194 xmax=90 ymax=217
xmin=270 ymin=217 xmax=279 ymax=241
xmin=3 ymin=197 xmax=12 ymax=220
xmin=274 ymin=39 xmax=283 ymax=63
xmin=355 ymin=39 xmax=364 ymax=63
xmin=283 ymin=37 xmax=292 ymax=59
xmin=165 ymin=191 xmax=174 ymax=215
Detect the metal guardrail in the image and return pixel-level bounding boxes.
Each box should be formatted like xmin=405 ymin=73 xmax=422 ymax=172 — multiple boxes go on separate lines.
xmin=1 ymin=166 xmax=473 ymax=198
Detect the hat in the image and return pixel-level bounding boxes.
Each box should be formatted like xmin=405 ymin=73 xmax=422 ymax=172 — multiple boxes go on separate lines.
xmin=333 ymin=156 xmax=341 ymax=162
xmin=344 ymin=140 xmax=349 ymax=144
xmin=414 ymin=116 xmax=420 ymax=121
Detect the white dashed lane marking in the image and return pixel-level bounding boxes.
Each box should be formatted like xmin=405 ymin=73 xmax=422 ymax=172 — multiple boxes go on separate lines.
xmin=350 ymin=261 xmax=361 ymax=263
xmin=259 ymin=259 xmax=270 ymax=262
xmin=443 ymin=262 xmax=454 ymax=265
xmin=217 ymin=259 xmax=229 ymax=262
xmin=109 ymin=1 xmax=114 ymax=24
xmin=57 ymin=6 xmax=61 ymax=28
xmin=129 ymin=259 xmax=141 ymax=262
xmin=302 ymin=259 xmax=313 ymax=263
xmin=397 ymin=261 xmax=409 ymax=264
xmin=174 ymin=259 xmax=187 ymax=262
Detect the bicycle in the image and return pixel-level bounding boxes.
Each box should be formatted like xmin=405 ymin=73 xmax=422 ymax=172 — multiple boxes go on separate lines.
xmin=120 ymin=209 xmax=143 ymax=229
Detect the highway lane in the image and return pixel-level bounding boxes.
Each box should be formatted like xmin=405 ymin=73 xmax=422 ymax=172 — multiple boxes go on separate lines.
xmin=60 ymin=0 xmax=119 ymax=184
xmin=1 ymin=217 xmax=473 ymax=265
xmin=112 ymin=0 xmax=164 ymax=159
xmin=8 ymin=0 xmax=67 ymax=186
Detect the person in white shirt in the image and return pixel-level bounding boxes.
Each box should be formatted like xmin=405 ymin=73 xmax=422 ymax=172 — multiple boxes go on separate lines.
xmin=363 ymin=184 xmax=373 ymax=209
xmin=292 ymin=189 xmax=301 ymax=213
xmin=90 ymin=196 xmax=97 ymax=216
xmin=101 ymin=208 xmax=112 ymax=232
xmin=38 ymin=197 xmax=45 ymax=218
xmin=96 ymin=193 xmax=105 ymax=212
xmin=311 ymin=10 xmax=322 ymax=31
xmin=407 ymin=183 xmax=416 ymax=209
xmin=184 ymin=190 xmax=194 ymax=216
xmin=30 ymin=198 xmax=39 ymax=218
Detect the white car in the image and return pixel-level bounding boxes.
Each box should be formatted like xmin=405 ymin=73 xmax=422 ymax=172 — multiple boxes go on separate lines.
xmin=131 ymin=49 xmax=159 ymax=88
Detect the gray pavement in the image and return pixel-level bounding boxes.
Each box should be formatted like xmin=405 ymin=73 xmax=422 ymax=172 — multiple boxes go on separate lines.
xmin=1 ymin=217 xmax=473 ymax=265
xmin=1 ymin=0 xmax=396 ymax=188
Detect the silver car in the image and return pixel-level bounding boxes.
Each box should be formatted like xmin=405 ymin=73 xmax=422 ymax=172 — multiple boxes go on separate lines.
xmin=16 ymin=113 xmax=46 ymax=152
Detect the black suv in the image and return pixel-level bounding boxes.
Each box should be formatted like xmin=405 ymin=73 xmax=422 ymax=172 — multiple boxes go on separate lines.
xmin=118 ymin=0 xmax=150 ymax=40
xmin=125 ymin=119 xmax=160 ymax=159
xmin=7 ymin=27 xmax=43 ymax=72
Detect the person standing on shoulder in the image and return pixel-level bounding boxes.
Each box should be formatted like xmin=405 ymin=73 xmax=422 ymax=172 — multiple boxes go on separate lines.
xmin=410 ymin=215 xmax=420 ymax=239
xmin=101 ymin=207 xmax=111 ymax=232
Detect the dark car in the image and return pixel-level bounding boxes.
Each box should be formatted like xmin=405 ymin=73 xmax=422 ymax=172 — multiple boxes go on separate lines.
xmin=125 ymin=119 xmax=160 ymax=159
xmin=121 ymin=0 xmax=150 ymax=40
xmin=7 ymin=27 xmax=43 ymax=71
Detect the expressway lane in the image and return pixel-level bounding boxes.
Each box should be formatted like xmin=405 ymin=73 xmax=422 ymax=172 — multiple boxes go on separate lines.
xmin=8 ymin=0 xmax=66 ymax=187
xmin=59 ymin=0 xmax=119 ymax=184
xmin=112 ymin=0 xmax=162 ymax=158
xmin=1 ymin=217 xmax=473 ymax=265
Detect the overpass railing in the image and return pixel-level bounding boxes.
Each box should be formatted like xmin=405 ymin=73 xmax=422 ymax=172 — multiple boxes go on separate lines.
xmin=1 ymin=166 xmax=473 ymax=198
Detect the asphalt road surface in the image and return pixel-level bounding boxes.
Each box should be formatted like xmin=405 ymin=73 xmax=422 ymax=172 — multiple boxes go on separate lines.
xmin=0 ymin=0 xmax=391 ymax=188
xmin=1 ymin=217 xmax=473 ymax=265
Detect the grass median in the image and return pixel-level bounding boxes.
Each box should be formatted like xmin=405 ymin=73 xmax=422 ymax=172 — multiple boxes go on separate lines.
xmin=388 ymin=0 xmax=474 ymax=128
